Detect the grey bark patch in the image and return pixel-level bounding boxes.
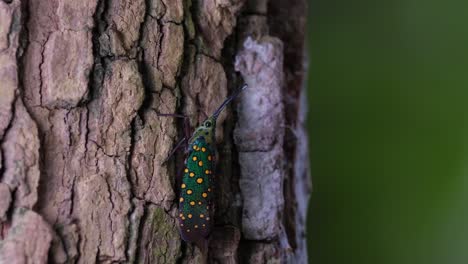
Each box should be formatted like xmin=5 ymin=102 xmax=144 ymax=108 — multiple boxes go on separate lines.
xmin=234 ymin=36 xmax=286 ymax=240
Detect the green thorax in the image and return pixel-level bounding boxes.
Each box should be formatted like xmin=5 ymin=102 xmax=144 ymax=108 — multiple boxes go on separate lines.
xmin=188 ymin=116 xmax=217 ymax=146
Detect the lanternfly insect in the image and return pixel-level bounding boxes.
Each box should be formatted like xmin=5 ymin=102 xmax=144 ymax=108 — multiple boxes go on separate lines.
xmin=159 ymin=84 xmax=247 ymax=251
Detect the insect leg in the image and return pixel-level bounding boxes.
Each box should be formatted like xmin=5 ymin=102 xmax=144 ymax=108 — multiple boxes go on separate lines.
xmin=163 ymin=136 xmax=186 ymax=164
xmin=156 ymin=111 xmax=193 ymax=157
xmin=156 ymin=112 xmax=192 ymax=139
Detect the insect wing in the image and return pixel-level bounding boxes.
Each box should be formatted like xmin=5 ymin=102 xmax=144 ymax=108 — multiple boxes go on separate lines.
xmin=177 ymin=138 xmax=214 ymax=242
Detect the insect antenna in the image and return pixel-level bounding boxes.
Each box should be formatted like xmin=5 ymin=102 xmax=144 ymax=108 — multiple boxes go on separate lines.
xmin=212 ymin=84 xmax=248 ymax=119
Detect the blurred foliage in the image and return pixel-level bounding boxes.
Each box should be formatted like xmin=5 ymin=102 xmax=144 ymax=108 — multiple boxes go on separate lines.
xmin=306 ymin=0 xmax=468 ymax=263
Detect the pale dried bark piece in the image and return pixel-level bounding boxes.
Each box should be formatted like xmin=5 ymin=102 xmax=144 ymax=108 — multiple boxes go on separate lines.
xmin=0 ymin=209 xmax=54 ymax=264
xmin=234 ymin=36 xmax=286 ymax=240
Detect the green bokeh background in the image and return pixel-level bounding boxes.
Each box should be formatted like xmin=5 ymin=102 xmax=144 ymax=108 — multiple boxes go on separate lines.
xmin=306 ymin=0 xmax=468 ymax=263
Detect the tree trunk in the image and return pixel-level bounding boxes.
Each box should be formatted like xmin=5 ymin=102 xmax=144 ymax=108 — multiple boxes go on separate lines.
xmin=0 ymin=0 xmax=310 ymax=263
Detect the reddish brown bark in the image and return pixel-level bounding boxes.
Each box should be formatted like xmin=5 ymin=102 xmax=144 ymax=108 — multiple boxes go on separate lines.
xmin=0 ymin=0 xmax=309 ymax=263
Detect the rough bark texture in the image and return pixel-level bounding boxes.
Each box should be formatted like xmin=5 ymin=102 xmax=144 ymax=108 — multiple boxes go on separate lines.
xmin=0 ymin=0 xmax=310 ymax=263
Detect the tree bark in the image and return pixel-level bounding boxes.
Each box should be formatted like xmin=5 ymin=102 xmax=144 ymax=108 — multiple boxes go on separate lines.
xmin=0 ymin=0 xmax=310 ymax=263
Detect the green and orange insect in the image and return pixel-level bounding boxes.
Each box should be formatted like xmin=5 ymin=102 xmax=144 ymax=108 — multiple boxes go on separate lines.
xmin=160 ymin=84 xmax=246 ymax=249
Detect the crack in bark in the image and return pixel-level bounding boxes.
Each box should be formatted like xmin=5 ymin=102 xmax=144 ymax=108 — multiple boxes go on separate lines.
xmin=123 ymin=0 xmax=154 ymax=260
xmin=37 ymin=34 xmax=50 ymax=107
xmin=133 ymin=203 xmax=147 ymax=264
xmin=103 ymin=174 xmax=116 ymax=259
xmin=124 ymin=117 xmax=139 ymax=262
